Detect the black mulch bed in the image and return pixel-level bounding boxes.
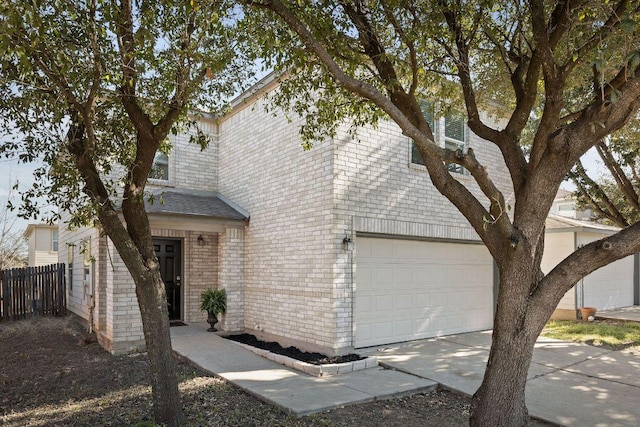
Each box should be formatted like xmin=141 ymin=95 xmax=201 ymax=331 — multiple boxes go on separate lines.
xmin=225 ymin=333 xmax=365 ymax=365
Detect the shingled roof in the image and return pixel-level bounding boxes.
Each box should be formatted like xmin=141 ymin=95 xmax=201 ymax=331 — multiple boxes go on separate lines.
xmin=144 ymin=189 xmax=248 ymax=221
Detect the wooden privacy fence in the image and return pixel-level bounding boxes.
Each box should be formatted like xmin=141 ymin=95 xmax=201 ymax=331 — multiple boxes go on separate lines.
xmin=0 ymin=263 xmax=66 ymax=321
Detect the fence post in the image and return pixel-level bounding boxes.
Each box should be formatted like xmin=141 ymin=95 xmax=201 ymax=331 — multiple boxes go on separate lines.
xmin=1 ymin=270 xmax=8 ymax=321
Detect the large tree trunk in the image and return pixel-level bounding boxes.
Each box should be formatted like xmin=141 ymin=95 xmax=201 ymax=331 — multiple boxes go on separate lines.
xmin=96 ymin=208 xmax=184 ymax=426
xmin=136 ymin=269 xmax=184 ymax=426
xmin=470 ymin=255 xmax=552 ymax=427
xmin=470 ymin=318 xmax=539 ymax=426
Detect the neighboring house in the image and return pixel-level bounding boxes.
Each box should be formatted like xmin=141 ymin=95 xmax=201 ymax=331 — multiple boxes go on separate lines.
xmin=60 ymin=75 xmax=513 ymax=355
xmin=24 ymin=223 xmax=59 ymax=267
xmin=550 ymin=188 xmax=594 ymax=220
xmin=544 ymin=191 xmax=639 ymax=320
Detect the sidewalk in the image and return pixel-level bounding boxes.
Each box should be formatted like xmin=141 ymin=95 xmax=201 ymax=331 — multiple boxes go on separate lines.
xmin=170 ymin=322 xmax=437 ymax=416
xmin=364 ymin=331 xmax=640 ymax=426
xmin=598 ymin=305 xmax=640 ymax=322
xmin=172 ymin=323 xmax=640 ymax=425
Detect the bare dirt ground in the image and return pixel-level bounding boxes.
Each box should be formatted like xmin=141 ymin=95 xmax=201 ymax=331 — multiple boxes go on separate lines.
xmin=0 ymin=316 xmax=554 ymax=426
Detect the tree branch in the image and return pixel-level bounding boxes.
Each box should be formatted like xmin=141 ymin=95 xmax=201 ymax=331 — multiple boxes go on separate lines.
xmin=115 ymin=0 xmax=154 ymax=139
xmin=596 ymin=140 xmax=640 ymax=211
xmin=534 ymin=219 xmax=640 ymax=302
xmin=571 ymin=160 xmax=629 ymax=227
xmin=440 ymin=5 xmax=528 ymax=193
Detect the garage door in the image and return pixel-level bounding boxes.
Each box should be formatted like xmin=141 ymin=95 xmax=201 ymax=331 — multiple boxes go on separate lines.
xmin=583 ymin=255 xmax=635 ymax=310
xmin=355 ymin=237 xmax=494 ymax=348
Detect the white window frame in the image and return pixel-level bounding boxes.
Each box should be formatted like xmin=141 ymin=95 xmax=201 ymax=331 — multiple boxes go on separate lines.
xmin=411 ymin=103 xmax=468 ymax=175
xmin=51 ymin=229 xmax=59 ymax=252
xmin=149 ymin=152 xmax=172 ymax=184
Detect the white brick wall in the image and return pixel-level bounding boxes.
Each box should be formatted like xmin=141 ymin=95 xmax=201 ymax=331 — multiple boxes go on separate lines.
xmin=148 ymin=118 xmax=218 ymax=191
xmin=218 ymin=88 xmax=511 ymax=354
xmin=219 ymin=98 xmax=337 ymax=353
xmin=219 ymin=226 xmax=245 ymax=332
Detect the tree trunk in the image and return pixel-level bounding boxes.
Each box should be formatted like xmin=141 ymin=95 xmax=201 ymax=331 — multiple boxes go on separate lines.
xmin=470 ymin=323 xmax=538 ymax=426
xmin=96 ymin=208 xmax=184 ymax=426
xmin=135 ymin=269 xmax=184 ymax=427
xmin=470 ymin=256 xmax=550 ymax=427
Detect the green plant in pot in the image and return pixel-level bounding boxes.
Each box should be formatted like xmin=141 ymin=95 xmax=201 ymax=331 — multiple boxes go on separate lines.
xmin=200 ymin=288 xmax=226 ymax=332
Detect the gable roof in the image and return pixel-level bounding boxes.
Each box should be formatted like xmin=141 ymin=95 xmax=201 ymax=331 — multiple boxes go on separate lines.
xmin=554 ymin=188 xmax=573 ymax=201
xmin=144 ymin=188 xmax=248 ymax=221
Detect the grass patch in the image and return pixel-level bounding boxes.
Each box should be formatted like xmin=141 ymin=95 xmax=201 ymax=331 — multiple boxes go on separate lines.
xmin=541 ymin=320 xmax=640 ymax=350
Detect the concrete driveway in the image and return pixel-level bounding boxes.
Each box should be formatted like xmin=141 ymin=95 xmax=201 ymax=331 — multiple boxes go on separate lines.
xmin=360 ymin=331 xmax=640 ymax=426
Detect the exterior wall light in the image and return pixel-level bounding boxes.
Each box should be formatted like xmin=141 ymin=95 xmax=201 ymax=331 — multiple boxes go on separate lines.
xmin=342 ymin=234 xmax=354 ymax=251
xmin=197 ymin=234 xmax=205 ymax=246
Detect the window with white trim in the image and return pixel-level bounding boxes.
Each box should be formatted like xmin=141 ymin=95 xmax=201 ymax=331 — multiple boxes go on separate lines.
xmin=150 ymin=152 xmax=169 ymax=181
xmin=411 ymin=102 xmax=467 ymax=174
xmin=51 ymin=229 xmax=59 ymax=252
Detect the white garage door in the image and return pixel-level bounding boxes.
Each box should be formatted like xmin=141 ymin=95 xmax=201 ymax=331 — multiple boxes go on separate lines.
xmin=583 ymin=255 xmax=635 ymax=310
xmin=355 ymin=237 xmax=494 ymax=348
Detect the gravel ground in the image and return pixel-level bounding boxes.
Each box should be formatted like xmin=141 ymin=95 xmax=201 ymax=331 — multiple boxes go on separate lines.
xmin=0 ymin=316 xmax=553 ymax=426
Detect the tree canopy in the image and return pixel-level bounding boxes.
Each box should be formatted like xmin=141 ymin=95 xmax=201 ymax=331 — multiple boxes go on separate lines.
xmin=572 ymin=117 xmax=640 ymax=227
xmin=0 ymin=1 xmax=254 ymax=425
xmin=0 ymin=0 xmax=250 ymax=226
xmin=241 ymin=1 xmax=640 ymax=425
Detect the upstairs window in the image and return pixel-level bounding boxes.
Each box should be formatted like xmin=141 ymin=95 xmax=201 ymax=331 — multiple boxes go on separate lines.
xmin=52 ymin=229 xmax=59 ymax=252
xmin=411 ymin=102 xmax=467 ymax=174
xmin=150 ymin=152 xmax=169 ymax=181
xmin=444 ymin=113 xmax=465 ymax=174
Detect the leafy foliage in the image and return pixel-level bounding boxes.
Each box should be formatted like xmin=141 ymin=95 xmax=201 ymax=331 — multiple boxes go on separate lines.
xmin=0 ymin=0 xmax=253 ymax=227
xmin=571 ymin=117 xmax=640 ymax=227
xmin=241 ymin=1 xmax=640 ymax=424
xmin=200 ymin=288 xmax=227 ymax=314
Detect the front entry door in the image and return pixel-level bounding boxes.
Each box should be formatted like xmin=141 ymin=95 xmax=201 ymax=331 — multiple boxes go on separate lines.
xmin=153 ymin=239 xmax=182 ymax=320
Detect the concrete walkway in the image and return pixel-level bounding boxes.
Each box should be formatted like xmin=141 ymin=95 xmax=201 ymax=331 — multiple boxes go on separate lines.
xmin=362 ymin=331 xmax=640 ymax=426
xmin=598 ymin=305 xmax=640 ymax=322
xmin=170 ymin=322 xmax=437 ymax=416
xmin=172 ymin=323 xmax=640 ymax=425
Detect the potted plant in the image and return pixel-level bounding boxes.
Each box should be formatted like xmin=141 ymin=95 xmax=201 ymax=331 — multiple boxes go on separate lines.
xmin=200 ymin=288 xmax=226 ymax=332
xmin=580 ymin=306 xmax=597 ymax=322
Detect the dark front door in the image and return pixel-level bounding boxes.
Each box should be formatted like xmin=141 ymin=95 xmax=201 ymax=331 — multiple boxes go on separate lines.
xmin=153 ymin=239 xmax=182 ymax=320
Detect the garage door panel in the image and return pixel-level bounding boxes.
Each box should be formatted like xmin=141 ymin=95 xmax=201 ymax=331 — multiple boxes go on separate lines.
xmin=396 ymin=319 xmax=412 ymax=335
xmin=431 ymin=292 xmax=448 ymax=307
xmin=355 ymin=237 xmax=494 ymax=348
xmin=394 ymin=268 xmax=414 ymax=286
xmin=396 ymin=294 xmax=413 ymax=309
xmin=355 ymin=295 xmax=372 ymax=316
xmin=447 ymin=291 xmax=464 ymax=306
xmin=415 ymin=293 xmax=430 ymax=308
xmin=424 ymin=269 xmax=448 ymax=286
xmin=583 ymin=255 xmax=634 ymax=309
xmin=372 ymin=267 xmax=393 ymax=285
xmin=371 ymin=241 xmax=395 ymax=259
xmin=374 ymin=322 xmax=393 ymax=340
xmin=374 ymin=295 xmax=394 ymax=311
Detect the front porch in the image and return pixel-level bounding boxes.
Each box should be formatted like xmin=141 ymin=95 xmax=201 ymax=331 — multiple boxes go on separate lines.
xmin=93 ymin=189 xmax=248 ymax=354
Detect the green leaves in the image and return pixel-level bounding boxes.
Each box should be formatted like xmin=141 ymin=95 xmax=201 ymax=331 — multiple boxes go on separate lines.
xmin=0 ymin=0 xmax=257 ymax=226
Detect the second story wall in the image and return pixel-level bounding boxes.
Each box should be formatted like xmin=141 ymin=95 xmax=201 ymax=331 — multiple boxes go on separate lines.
xmin=333 ymin=111 xmax=512 ymax=242
xmin=148 ymin=118 xmax=219 ymax=192
xmin=218 ymin=91 xmax=338 ymax=351
xmin=25 ymin=224 xmax=58 ymax=267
